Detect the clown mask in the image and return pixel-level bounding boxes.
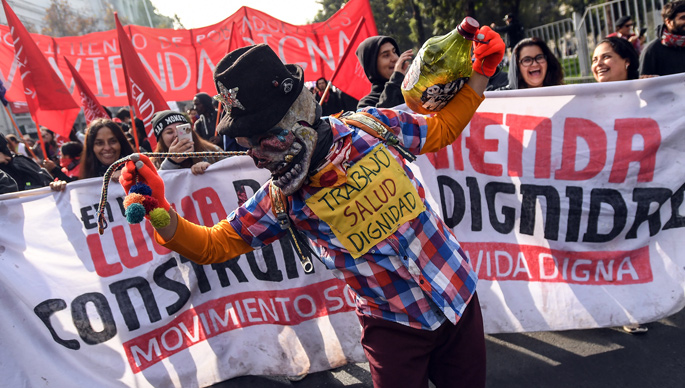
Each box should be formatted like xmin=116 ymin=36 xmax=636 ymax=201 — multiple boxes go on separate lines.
xmin=235 ymin=89 xmax=319 ymax=196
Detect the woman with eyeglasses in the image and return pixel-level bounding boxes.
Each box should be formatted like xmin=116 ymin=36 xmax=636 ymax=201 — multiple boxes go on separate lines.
xmin=500 ymin=37 xmax=564 ymax=89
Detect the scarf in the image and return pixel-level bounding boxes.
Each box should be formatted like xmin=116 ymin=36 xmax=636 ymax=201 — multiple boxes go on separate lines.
xmin=662 ymin=31 xmax=685 ymax=48
xmin=316 ymin=89 xmax=329 ymax=104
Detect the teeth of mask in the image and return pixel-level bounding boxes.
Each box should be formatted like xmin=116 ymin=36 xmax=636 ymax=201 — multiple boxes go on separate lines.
xmin=293 ymin=164 xmax=302 ymax=173
xmin=278 ymin=162 xmax=288 ymax=170
xmin=285 ymin=172 xmax=292 ymax=180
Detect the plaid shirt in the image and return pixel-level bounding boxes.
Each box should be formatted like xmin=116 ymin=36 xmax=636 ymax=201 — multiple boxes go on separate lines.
xmin=229 ymin=107 xmax=478 ymax=330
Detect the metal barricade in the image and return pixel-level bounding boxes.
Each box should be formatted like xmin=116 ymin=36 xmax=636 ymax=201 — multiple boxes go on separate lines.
xmin=526 ymin=0 xmax=666 ymax=82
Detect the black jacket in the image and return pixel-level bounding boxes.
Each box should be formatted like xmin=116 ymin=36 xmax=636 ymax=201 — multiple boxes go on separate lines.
xmin=355 ymin=36 xmax=406 ymax=109
xmin=0 ymin=155 xmax=54 ymax=192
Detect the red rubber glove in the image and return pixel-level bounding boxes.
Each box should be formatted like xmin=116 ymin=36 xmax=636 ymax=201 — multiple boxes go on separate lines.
xmin=472 ymin=26 xmax=506 ymax=77
xmin=119 ymin=153 xmax=171 ymax=211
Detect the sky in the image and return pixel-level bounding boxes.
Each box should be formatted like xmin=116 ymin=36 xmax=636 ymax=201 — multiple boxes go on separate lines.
xmin=149 ymin=0 xmax=324 ymax=29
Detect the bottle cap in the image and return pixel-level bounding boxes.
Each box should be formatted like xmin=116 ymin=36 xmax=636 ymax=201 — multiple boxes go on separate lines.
xmin=457 ymin=17 xmax=480 ymax=40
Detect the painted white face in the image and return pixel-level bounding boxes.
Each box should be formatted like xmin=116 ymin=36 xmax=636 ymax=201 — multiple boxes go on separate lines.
xmin=235 ymin=89 xmax=318 ymax=196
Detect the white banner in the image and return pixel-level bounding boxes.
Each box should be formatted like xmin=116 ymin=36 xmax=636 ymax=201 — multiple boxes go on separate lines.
xmin=1 ymin=74 xmax=684 ymax=386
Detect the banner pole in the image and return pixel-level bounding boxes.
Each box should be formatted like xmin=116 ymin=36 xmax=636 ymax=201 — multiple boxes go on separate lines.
xmin=129 ymin=109 xmax=140 ymax=152
xmin=33 ymin=118 xmax=49 ymax=164
xmin=319 ymin=17 xmax=366 ymax=103
xmin=3 ymin=105 xmax=40 ymax=161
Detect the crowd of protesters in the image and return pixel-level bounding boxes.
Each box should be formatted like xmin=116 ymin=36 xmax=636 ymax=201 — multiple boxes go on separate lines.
xmin=0 ymin=3 xmax=682 ymax=388
xmin=1 ymin=0 xmax=683 ymax=200
xmin=0 ymin=0 xmax=685 ymax=193
xmin=2 ymin=14 xmax=679 ymax=380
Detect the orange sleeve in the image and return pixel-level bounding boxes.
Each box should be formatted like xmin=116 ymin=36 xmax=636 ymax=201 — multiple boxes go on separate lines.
xmin=421 ymin=83 xmax=485 ymax=154
xmin=154 ymin=215 xmax=254 ymax=265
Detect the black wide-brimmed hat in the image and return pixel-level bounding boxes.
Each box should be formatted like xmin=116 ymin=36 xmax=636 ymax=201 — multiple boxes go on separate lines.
xmin=213 ymin=44 xmax=304 ymax=138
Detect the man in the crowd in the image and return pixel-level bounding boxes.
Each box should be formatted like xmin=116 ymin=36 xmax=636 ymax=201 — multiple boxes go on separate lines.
xmin=192 ymin=92 xmax=244 ymax=151
xmin=640 ymin=0 xmax=685 ymax=76
xmin=314 ymin=77 xmax=345 ymax=116
xmin=355 ymin=36 xmax=413 ymax=109
xmin=491 ymin=14 xmax=525 ymax=54
xmin=119 ymin=28 xmax=505 ymax=387
xmin=191 ymin=92 xmax=217 ymax=142
xmin=608 ymin=15 xmax=642 ymax=52
xmin=114 ymin=108 xmax=131 ymax=126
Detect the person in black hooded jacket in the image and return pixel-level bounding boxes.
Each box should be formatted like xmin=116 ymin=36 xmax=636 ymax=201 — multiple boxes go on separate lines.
xmin=0 ymin=132 xmax=58 ymax=193
xmin=355 ymin=36 xmax=413 ymax=109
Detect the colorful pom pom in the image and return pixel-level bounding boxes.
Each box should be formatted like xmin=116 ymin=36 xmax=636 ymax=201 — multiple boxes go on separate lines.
xmin=125 ymin=203 xmax=146 ymax=224
xmin=149 ymin=207 xmax=171 ymax=229
xmin=142 ymin=195 xmax=159 ymax=213
xmin=123 ymin=193 xmax=145 ymax=208
xmin=130 ymin=182 xmax=152 ymax=196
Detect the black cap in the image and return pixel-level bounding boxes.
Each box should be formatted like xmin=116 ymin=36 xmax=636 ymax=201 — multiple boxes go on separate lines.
xmin=151 ymin=110 xmax=189 ymax=140
xmin=213 ymin=44 xmax=304 ymax=138
xmin=616 ymin=15 xmax=633 ymax=28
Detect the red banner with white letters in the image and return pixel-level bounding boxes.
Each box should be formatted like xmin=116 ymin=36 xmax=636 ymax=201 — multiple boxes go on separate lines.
xmin=0 ymin=0 xmax=377 ymax=106
xmin=1 ymin=0 xmax=80 ymax=138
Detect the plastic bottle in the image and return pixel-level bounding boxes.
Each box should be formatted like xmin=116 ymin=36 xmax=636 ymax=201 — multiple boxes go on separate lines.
xmin=401 ymin=17 xmax=480 ymax=114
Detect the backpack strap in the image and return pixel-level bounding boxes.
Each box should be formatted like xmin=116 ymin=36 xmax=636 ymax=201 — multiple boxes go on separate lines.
xmin=269 ymin=182 xmax=315 ymax=273
xmin=338 ymin=111 xmax=416 ymax=162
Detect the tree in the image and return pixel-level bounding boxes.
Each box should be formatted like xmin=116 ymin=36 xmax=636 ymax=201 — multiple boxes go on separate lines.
xmin=41 ymin=0 xmax=100 ymax=37
xmin=313 ymin=0 xmax=579 ymax=51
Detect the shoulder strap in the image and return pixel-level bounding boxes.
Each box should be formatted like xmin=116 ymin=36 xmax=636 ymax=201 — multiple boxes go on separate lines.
xmin=338 ymin=111 xmax=416 ymax=162
xmin=268 ymin=183 xmax=315 ymax=273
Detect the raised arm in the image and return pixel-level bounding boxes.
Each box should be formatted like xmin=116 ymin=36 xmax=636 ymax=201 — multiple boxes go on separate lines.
xmin=421 ymin=26 xmax=505 ymax=153
xmin=119 ymin=154 xmax=253 ymax=265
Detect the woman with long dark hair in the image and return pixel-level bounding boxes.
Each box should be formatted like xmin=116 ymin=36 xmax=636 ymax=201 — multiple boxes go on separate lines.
xmin=505 ymin=37 xmax=565 ymax=89
xmin=79 ymin=119 xmax=134 ymax=181
xmin=591 ymin=37 xmax=640 ymax=82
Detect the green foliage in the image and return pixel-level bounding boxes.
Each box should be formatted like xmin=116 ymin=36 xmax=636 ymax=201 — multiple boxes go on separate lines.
xmin=313 ymin=0 xmax=588 ymax=52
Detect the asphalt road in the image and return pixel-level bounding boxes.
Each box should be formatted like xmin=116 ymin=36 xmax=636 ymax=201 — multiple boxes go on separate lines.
xmin=209 ymin=307 xmax=685 ymax=388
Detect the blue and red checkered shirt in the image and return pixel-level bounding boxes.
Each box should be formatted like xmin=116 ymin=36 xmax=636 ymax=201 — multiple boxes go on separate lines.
xmin=228 ymin=106 xmax=478 ymax=330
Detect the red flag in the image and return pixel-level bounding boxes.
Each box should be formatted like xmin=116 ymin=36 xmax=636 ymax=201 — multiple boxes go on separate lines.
xmin=115 ymin=13 xmax=169 ymax=149
xmin=326 ymin=16 xmax=374 ymax=102
xmin=64 ymin=57 xmax=109 ymax=125
xmin=2 ymin=0 xmax=79 ymax=138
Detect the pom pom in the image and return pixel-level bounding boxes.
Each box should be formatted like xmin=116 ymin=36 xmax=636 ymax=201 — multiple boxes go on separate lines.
xmin=149 ymin=207 xmax=171 ymax=229
xmin=125 ymin=203 xmax=146 ymax=224
xmin=130 ymin=182 xmax=152 ymax=196
xmin=123 ymin=193 xmax=145 ymax=208
xmin=142 ymin=195 xmax=159 ymax=213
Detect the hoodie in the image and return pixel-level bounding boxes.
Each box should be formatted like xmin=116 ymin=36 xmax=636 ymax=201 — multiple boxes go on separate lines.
xmin=355 ymin=36 xmax=406 ymax=109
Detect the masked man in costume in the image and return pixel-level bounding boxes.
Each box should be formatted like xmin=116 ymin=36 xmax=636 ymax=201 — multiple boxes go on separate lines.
xmin=119 ymin=27 xmax=504 ymax=388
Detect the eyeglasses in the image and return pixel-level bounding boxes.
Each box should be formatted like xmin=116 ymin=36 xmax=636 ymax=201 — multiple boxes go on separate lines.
xmin=519 ymin=54 xmax=547 ymax=67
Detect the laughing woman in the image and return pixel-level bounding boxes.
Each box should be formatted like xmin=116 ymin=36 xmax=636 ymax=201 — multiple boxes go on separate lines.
xmin=79 ymin=119 xmax=135 ymax=181
xmin=591 ymin=37 xmax=640 ymax=83
xmin=591 ymin=36 xmax=646 ymax=334
xmin=501 ymin=37 xmax=564 ymax=90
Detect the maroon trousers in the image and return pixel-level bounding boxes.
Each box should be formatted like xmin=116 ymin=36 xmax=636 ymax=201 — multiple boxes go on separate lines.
xmin=357 ymin=293 xmax=486 ymax=388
